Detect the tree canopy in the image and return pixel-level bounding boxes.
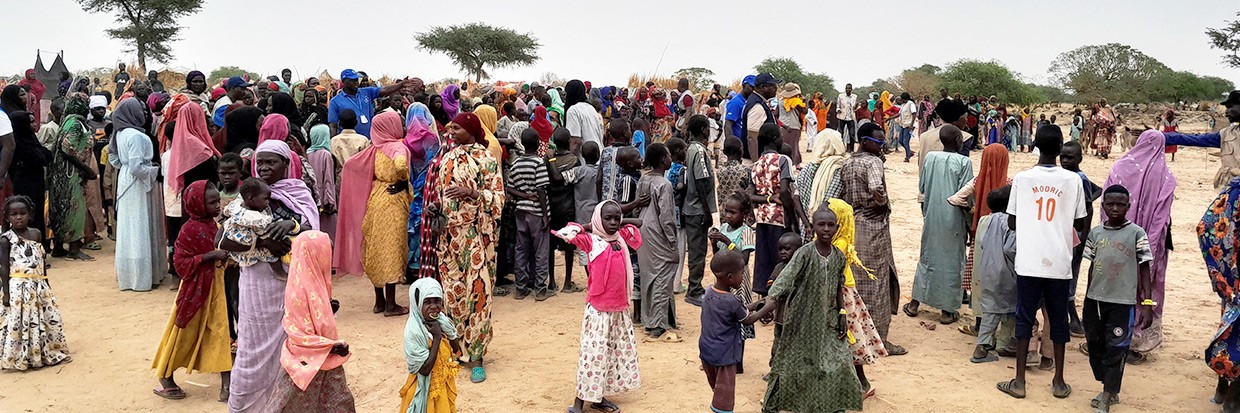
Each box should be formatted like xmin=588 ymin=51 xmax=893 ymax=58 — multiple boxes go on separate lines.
xmin=1049 ymin=43 xmax=1169 ymax=103
xmin=754 ymin=58 xmax=836 ymax=98
xmin=939 ymin=60 xmax=1038 ymax=105
xmin=208 ymin=66 xmax=259 ymax=84
xmin=416 ymin=23 xmax=541 ymax=83
xmin=76 ymin=0 xmax=202 ymax=71
xmin=1207 ymin=12 xmax=1240 ymax=69
xmin=674 ymin=67 xmax=716 ymax=91
xmin=886 ymin=64 xmax=942 ymax=100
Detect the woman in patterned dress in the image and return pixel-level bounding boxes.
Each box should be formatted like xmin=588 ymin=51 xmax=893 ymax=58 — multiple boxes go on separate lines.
xmin=826 ymin=198 xmax=887 ymax=398
xmin=433 ymin=113 xmax=504 ymax=383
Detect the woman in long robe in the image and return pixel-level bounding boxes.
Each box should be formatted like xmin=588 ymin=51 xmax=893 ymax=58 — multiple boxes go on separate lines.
xmin=434 ymin=113 xmax=504 ymax=383
xmin=49 ymin=95 xmax=96 ymax=259
xmin=224 ymin=140 xmax=319 ymax=411
xmin=7 ymin=111 xmax=51 ymax=249
xmin=405 ymin=103 xmax=440 ymax=277
xmin=262 ymin=231 xmax=356 ymax=413
xmin=112 ymin=98 xmax=167 ymax=291
xmin=151 ymin=181 xmax=232 ymax=401
xmin=1200 ymin=175 xmax=1240 ymax=404
xmin=306 ymin=125 xmax=337 ymax=239
xmin=336 ymin=111 xmax=412 ymax=317
xmin=1103 ymin=130 xmax=1175 ymax=360
xmin=909 ymin=143 xmax=973 ymax=322
xmin=795 ymin=129 xmax=846 ymax=234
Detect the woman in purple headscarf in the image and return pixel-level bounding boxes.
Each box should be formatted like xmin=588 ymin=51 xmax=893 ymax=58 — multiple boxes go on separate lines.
xmin=218 ymin=139 xmax=319 ymax=410
xmin=440 ymin=84 xmax=462 ymax=120
xmin=1102 ymin=129 xmax=1176 ymax=362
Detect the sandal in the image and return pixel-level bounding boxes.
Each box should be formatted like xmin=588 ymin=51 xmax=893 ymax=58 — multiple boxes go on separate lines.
xmin=939 ymin=311 xmax=960 ymax=325
xmin=82 ymin=241 xmax=103 ymax=250
xmin=65 ymin=252 xmax=96 ymax=261
xmin=644 ymin=332 xmax=684 ymax=343
xmin=561 ymin=282 xmax=585 ymax=293
xmin=958 ymin=324 xmax=978 ymax=336
xmin=996 ymin=379 xmax=1026 ymax=399
xmin=1052 ymin=382 xmax=1072 ymax=399
xmin=153 ymin=386 xmax=188 ymax=400
xmin=884 ymin=341 xmax=908 ymax=356
xmin=493 ymin=285 xmax=512 ymax=297
xmin=590 ymin=399 xmax=621 ymax=413
xmin=901 ymin=302 xmax=919 ymax=317
xmin=470 ymin=366 xmax=487 ymax=383
xmin=1126 ymin=350 xmax=1147 ymax=365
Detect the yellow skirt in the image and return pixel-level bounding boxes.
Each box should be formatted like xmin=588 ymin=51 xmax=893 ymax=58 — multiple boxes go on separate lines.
xmin=151 ymin=267 xmax=233 ymax=377
xmin=398 ymin=337 xmax=459 ymax=413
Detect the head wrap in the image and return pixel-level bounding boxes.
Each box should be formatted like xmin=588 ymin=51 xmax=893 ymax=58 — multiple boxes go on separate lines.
xmin=334 ymin=111 xmax=410 ymax=276
xmin=171 ymin=180 xmax=220 ymax=328
xmin=88 ymin=95 xmax=108 ymax=110
xmin=404 ymin=102 xmax=439 ymax=166
xmin=1102 ymin=130 xmax=1176 ymax=318
xmin=935 ymin=98 xmax=968 ymax=123
xmin=450 ymin=113 xmax=483 ymax=145
xmin=308 ymin=124 xmax=331 ymax=153
xmin=804 ymin=129 xmax=847 ymax=213
xmin=565 ymin=80 xmax=588 ymax=109
xmin=168 ymin=103 xmax=220 ymax=192
xmin=269 ymin=92 xmax=299 ymax=121
xmin=185 ymin=70 xmax=205 ymax=87
xmin=280 ymin=231 xmax=349 ymax=391
xmin=473 ymin=105 xmax=499 ymax=153
xmin=428 ymin=94 xmax=451 ymax=126
xmin=0 ymin=85 xmax=26 ymax=113
xmin=253 ymin=114 xmax=303 ymax=179
xmin=827 ymin=199 xmax=874 ymax=293
xmin=69 ymin=94 xmax=92 ymax=117
xmin=440 ymin=84 xmax=461 ymax=119
xmin=107 ymin=98 xmax=148 ymax=167
xmin=255 ymin=140 xmax=320 ymax=230
xmin=547 ymin=89 xmax=565 ymax=120
xmin=404 ymin=278 xmax=459 ymax=382
xmin=530 ymin=106 xmax=553 ymax=141
xmin=973 ymin=144 xmax=1010 ymax=231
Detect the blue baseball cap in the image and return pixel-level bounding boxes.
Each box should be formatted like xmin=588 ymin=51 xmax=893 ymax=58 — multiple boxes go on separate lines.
xmin=754 ymin=73 xmax=780 ymax=86
xmin=225 ymin=76 xmax=251 ymax=89
xmin=340 ymin=69 xmax=360 ymax=80
xmin=742 ymin=75 xmax=757 ymax=87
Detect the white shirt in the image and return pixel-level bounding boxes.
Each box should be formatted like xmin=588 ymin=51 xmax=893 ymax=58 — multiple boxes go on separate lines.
xmin=1006 ymin=165 xmax=1088 ymax=279
xmin=0 ymin=109 xmax=11 ymax=136
xmin=803 ymin=109 xmax=818 ymax=133
xmin=898 ymin=101 xmax=917 ymax=128
xmin=566 ymin=102 xmax=604 ymax=147
xmin=836 ymin=93 xmax=857 ymax=121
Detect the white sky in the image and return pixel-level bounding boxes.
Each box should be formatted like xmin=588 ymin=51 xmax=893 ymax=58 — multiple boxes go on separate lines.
xmin=6 ymin=0 xmax=1240 ymax=89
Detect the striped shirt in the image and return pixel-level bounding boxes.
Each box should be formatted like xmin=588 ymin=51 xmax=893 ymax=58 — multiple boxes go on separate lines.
xmin=508 ymin=155 xmax=550 ymax=214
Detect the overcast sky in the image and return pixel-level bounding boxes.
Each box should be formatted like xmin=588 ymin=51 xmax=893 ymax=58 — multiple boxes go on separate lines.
xmin=7 ymin=0 xmax=1240 ymax=89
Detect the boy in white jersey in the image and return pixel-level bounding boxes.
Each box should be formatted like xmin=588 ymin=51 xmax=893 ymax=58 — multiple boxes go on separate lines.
xmin=997 ymin=125 xmax=1088 ymax=400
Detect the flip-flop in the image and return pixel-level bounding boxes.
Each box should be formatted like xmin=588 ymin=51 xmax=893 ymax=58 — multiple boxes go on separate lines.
xmin=82 ymin=241 xmax=103 ymax=250
xmin=660 ymin=332 xmax=684 ymax=343
xmin=1126 ymin=351 xmax=1147 ymax=365
xmin=884 ymin=342 xmax=908 ymax=356
xmin=470 ymin=366 xmax=487 ymax=383
xmin=153 ymin=386 xmax=187 ymax=400
xmin=971 ymin=353 xmax=999 ymax=363
xmin=590 ymin=399 xmax=621 ymax=413
xmin=1090 ymin=393 xmax=1120 ymax=408
xmin=901 ymin=302 xmax=918 ymax=317
xmin=1078 ymin=342 xmax=1090 ymax=356
xmin=996 ymin=379 xmax=1026 ymax=399
xmin=958 ymin=324 xmax=978 ymax=336
xmin=566 ymin=407 xmax=584 ymax=413
xmin=1053 ymin=382 xmax=1072 ymax=399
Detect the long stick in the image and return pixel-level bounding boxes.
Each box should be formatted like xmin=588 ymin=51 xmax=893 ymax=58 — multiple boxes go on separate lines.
xmin=651 ymin=42 xmax=670 ymax=78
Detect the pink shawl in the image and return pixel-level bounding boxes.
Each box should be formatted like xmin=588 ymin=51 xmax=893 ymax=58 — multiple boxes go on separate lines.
xmin=253 ymin=114 xmax=303 ymax=179
xmin=280 ymin=231 xmax=349 ymax=391
xmin=256 ymin=140 xmax=321 ymax=230
xmin=167 ymin=103 xmax=220 ymax=192
xmin=333 ymin=111 xmax=411 ymax=275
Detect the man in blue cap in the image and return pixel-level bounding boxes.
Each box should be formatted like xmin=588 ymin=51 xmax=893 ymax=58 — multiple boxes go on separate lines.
xmin=741 ymin=73 xmax=779 ymax=162
xmin=328 ymin=69 xmax=417 ymax=137
xmin=724 ymin=75 xmax=755 ymax=159
xmin=212 ymin=76 xmax=251 ymax=128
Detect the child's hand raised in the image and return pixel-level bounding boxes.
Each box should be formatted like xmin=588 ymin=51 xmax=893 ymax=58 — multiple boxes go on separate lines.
xmin=427 ymin=319 xmax=443 ymax=338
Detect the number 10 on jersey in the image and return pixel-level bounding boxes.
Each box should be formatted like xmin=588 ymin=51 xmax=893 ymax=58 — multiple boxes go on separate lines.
xmin=1034 ymin=197 xmax=1057 ymax=221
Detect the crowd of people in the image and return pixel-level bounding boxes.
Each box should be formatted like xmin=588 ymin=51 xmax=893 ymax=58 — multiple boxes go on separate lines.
xmin=1 ymin=61 xmax=1240 ymax=413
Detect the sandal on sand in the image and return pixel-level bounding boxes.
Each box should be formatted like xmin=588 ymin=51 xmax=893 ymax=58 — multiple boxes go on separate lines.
xmin=884 ymin=342 xmax=908 ymax=356
xmin=590 ymin=399 xmax=621 ymax=413
xmin=996 ymin=379 xmax=1025 ymax=399
xmin=66 ymin=252 xmax=95 ymax=261
xmin=958 ymin=324 xmax=978 ymax=336
xmin=153 ymin=386 xmax=187 ymax=400
xmin=82 ymin=241 xmax=103 ymax=250
xmin=470 ymin=366 xmax=487 ymax=383
xmin=939 ymin=312 xmax=960 ymax=325
xmin=1091 ymin=393 xmax=1120 ymax=408
xmin=971 ymin=353 xmax=999 ymax=363
xmin=1053 ymin=382 xmax=1072 ymax=399
xmin=567 ymin=408 xmax=584 ymax=413
xmin=901 ymin=302 xmax=918 ymax=317
xmin=1078 ymin=342 xmax=1090 ymax=356
xmin=645 ymin=332 xmax=684 ymax=343
xmin=1126 ymin=351 xmax=1147 ymax=365
xmin=493 ymin=285 xmax=512 ymax=297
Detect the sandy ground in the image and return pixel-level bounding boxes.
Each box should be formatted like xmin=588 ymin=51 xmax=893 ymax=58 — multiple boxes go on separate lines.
xmin=0 ymin=126 xmax=1229 ymax=413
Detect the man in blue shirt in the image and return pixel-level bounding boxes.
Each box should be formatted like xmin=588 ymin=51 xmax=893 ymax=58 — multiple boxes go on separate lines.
xmin=724 ymin=75 xmax=754 ymax=159
xmin=328 ymin=69 xmax=415 ymax=137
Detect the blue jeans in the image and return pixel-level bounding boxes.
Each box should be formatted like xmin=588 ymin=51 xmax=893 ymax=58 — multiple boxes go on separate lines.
xmin=899 ymin=125 xmax=914 ymax=161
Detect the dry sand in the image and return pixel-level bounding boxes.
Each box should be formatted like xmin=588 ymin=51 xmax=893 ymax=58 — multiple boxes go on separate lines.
xmin=0 ymin=125 xmax=1228 ymax=412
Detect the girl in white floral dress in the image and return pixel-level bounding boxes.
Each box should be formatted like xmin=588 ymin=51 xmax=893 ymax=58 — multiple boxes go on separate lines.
xmin=0 ymin=195 xmax=71 ymax=370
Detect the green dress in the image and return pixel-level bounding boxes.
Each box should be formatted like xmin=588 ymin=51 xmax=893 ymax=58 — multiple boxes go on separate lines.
xmin=763 ymin=243 xmax=863 ymax=413
xmin=49 ymin=114 xmax=91 ymax=243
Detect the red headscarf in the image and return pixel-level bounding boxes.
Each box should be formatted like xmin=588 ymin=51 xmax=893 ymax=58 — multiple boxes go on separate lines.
xmin=972 ymin=143 xmax=1010 ymax=232
xmin=168 ymin=103 xmax=221 ymax=193
xmin=333 ymin=111 xmax=411 ymax=276
xmin=253 ymin=114 xmax=303 ymax=179
xmin=530 ymin=106 xmax=553 ymax=141
xmin=451 ymin=112 xmax=484 ymax=145
xmin=172 ymin=181 xmax=219 ymax=328
xmin=156 ymin=93 xmax=193 ymax=153
xmin=18 ymin=69 xmax=45 ymax=99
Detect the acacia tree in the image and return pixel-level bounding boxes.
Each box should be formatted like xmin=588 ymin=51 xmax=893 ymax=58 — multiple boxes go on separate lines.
xmin=886 ymin=64 xmax=942 ymax=99
xmin=674 ymin=67 xmax=716 ymax=91
xmin=77 ymin=0 xmax=203 ymax=71
xmin=939 ymin=60 xmax=1038 ymax=105
xmin=416 ymin=23 xmax=541 ymax=83
xmin=1207 ymin=12 xmax=1240 ymax=69
xmin=753 ymin=58 xmax=836 ymax=97
xmin=1049 ymin=43 xmax=1169 ymax=103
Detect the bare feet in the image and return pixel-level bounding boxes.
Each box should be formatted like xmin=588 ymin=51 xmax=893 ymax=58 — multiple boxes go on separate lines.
xmin=384 ymin=304 xmax=410 ymax=317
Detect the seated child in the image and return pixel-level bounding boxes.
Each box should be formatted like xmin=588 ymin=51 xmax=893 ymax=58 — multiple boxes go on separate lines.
xmin=970 ymin=185 xmax=1018 ymax=363
xmin=1081 ymin=185 xmax=1153 ymax=413
xmin=223 ymin=178 xmax=290 ymax=278
xmin=700 ymin=250 xmax=764 ymax=413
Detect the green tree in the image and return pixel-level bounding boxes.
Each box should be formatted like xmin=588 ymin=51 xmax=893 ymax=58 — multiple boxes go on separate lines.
xmin=1049 ymin=43 xmax=1169 ymax=103
xmin=76 ymin=0 xmax=203 ymax=71
xmin=1147 ymin=71 xmax=1235 ymax=102
xmin=208 ymin=66 xmax=259 ymax=84
xmin=753 ymin=57 xmax=836 ymax=97
xmin=416 ymin=23 xmax=541 ymax=83
xmin=939 ymin=59 xmax=1038 ymax=105
xmin=1207 ymin=12 xmax=1240 ymax=69
xmin=888 ymin=64 xmax=942 ymax=100
xmin=674 ymin=67 xmax=716 ymax=91
xmin=1029 ymin=84 xmax=1074 ymax=103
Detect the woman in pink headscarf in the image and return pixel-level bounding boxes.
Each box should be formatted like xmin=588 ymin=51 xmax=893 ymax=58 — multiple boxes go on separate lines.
xmin=335 ymin=111 xmax=412 ymax=317
xmin=253 ymin=114 xmax=304 ymax=179
xmin=1102 ymin=129 xmax=1176 ymax=362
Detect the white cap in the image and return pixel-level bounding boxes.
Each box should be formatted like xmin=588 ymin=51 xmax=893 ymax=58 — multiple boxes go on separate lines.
xmin=89 ymin=95 xmax=107 ymax=109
